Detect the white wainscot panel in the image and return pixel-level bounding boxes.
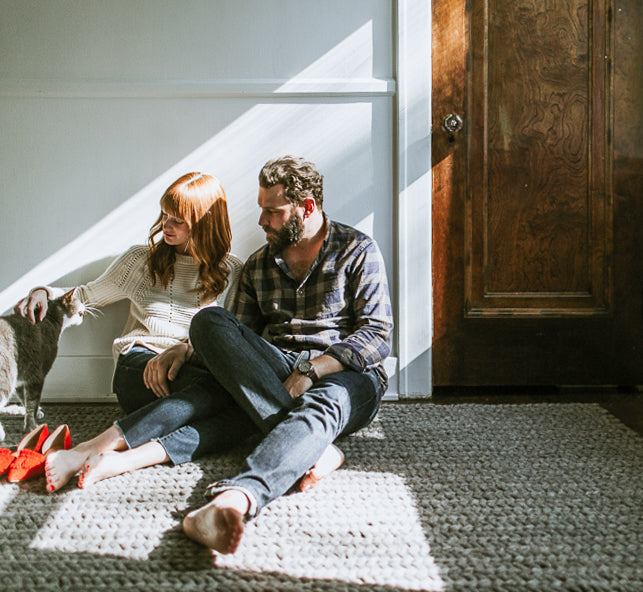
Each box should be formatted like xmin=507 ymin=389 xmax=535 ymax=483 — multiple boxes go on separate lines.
xmin=43 ymin=356 xmax=117 ymax=402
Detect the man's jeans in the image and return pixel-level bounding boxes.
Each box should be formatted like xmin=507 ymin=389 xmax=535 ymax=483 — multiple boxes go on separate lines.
xmin=189 ymin=307 xmax=385 ymax=516
xmin=112 ymin=345 xmax=257 ymax=464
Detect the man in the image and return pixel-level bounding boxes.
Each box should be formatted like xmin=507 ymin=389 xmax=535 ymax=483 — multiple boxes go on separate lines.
xmin=182 ymin=156 xmax=393 ymax=554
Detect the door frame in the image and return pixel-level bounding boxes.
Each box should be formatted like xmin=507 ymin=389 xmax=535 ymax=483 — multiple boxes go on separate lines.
xmin=395 ymin=0 xmax=433 ymax=397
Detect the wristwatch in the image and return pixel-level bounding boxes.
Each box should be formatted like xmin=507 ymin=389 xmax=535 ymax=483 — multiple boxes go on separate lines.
xmin=296 ymin=359 xmax=319 ymax=383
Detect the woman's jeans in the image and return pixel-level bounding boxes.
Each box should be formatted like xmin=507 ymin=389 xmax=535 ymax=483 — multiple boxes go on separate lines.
xmin=113 ymin=345 xmax=213 ymax=413
xmin=189 ymin=307 xmax=385 ymax=516
xmin=112 ymin=345 xmax=257 ymax=464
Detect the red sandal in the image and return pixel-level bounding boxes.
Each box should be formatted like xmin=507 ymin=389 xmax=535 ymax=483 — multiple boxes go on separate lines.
xmin=0 ymin=448 xmax=14 ymax=476
xmin=7 ymin=424 xmax=72 ymax=483
xmin=0 ymin=423 xmax=49 ymax=478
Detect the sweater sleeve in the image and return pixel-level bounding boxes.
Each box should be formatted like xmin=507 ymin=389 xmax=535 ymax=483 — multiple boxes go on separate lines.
xmin=76 ymin=245 xmax=149 ymax=307
xmin=219 ymin=254 xmax=244 ymax=312
xmin=31 ymin=245 xmax=148 ymax=307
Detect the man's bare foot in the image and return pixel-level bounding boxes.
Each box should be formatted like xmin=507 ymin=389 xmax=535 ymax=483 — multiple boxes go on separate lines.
xmin=78 ymin=451 xmax=126 ymax=488
xmin=182 ymin=489 xmax=249 ymax=554
xmin=45 ymin=449 xmax=90 ymax=493
xmin=299 ymin=443 xmax=345 ymax=492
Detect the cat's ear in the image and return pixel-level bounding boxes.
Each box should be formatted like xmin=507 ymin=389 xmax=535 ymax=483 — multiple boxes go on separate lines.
xmin=61 ymin=288 xmax=76 ymax=304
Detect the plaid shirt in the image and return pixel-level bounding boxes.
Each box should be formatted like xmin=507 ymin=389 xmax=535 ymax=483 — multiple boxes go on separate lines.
xmin=233 ymin=217 xmax=393 ymax=388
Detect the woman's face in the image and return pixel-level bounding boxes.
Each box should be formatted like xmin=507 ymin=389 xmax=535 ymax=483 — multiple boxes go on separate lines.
xmin=161 ymin=211 xmax=190 ymax=252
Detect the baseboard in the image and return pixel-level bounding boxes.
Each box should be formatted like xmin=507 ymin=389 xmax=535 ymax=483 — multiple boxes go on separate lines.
xmin=39 ymin=356 xmax=401 ymax=403
xmin=41 ymin=392 xmax=118 ymax=404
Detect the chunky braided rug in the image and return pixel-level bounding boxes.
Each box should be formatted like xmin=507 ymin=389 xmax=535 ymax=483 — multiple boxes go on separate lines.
xmin=0 ymin=402 xmax=641 ymax=592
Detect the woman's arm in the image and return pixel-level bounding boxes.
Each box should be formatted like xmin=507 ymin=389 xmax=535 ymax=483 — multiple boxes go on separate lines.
xmin=13 ymin=246 xmax=146 ymax=323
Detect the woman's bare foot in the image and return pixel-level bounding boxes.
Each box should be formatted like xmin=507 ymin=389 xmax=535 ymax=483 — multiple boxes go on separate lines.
xmin=45 ymin=449 xmax=90 ymax=493
xmin=299 ymin=443 xmax=345 ymax=492
xmin=182 ymin=489 xmax=249 ymax=554
xmin=43 ymin=425 xmax=126 ymax=493
xmin=78 ymin=451 xmax=127 ymax=488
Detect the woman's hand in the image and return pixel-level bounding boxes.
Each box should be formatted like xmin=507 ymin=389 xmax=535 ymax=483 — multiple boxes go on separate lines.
xmin=143 ymin=342 xmax=191 ymax=398
xmin=14 ymin=289 xmax=49 ymax=323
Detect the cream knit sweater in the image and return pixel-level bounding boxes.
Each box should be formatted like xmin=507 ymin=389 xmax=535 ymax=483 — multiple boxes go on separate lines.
xmin=43 ymin=245 xmax=242 ymax=360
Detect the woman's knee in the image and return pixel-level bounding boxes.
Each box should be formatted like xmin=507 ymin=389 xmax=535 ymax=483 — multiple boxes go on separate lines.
xmin=112 ymin=363 xmax=156 ymax=414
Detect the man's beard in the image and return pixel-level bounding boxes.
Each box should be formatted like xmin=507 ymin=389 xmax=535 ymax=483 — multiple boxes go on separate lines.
xmin=266 ymin=210 xmax=304 ymax=248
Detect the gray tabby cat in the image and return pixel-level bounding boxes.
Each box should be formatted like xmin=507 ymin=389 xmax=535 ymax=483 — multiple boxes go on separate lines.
xmin=0 ymin=289 xmax=85 ymax=440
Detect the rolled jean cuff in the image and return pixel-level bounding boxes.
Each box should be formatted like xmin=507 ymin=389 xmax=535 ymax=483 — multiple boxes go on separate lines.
xmin=205 ymin=481 xmax=259 ymax=518
xmin=115 ymin=420 xmax=195 ymax=467
xmin=155 ymin=426 xmax=196 ymax=466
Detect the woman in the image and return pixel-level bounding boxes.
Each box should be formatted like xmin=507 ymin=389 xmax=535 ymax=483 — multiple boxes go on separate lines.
xmin=15 ymin=172 xmax=251 ymax=490
xmin=16 ymin=172 xmax=242 ymax=412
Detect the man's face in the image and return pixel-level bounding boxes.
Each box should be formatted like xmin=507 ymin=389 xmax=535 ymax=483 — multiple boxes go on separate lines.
xmin=258 ymin=184 xmax=304 ymax=248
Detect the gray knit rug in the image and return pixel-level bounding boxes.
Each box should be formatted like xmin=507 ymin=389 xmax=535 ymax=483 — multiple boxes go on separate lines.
xmin=0 ymin=401 xmax=641 ymax=592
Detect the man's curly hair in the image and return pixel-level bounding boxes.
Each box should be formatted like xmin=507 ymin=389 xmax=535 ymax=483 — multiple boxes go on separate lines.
xmin=259 ymin=156 xmax=324 ymax=209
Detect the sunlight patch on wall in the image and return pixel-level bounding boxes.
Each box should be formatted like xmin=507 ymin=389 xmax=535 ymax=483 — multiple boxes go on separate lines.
xmin=0 ymin=99 xmax=373 ymax=314
xmin=354 ymin=212 xmax=375 ymax=237
xmin=0 ymin=18 xmax=384 ymax=315
xmin=276 ymin=21 xmax=377 ymax=90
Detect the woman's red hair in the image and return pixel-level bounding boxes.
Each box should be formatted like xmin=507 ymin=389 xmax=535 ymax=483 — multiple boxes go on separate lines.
xmin=147 ymin=172 xmax=232 ymax=302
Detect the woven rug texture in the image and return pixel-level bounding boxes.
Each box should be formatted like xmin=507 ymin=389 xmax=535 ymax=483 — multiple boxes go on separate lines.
xmin=0 ymin=401 xmax=641 ymax=592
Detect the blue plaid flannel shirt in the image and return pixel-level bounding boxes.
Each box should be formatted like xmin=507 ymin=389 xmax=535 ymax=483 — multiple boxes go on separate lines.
xmin=233 ymin=217 xmax=393 ymax=388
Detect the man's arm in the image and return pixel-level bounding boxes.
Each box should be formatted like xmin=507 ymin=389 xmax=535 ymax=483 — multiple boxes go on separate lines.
xmin=324 ymin=239 xmax=393 ymax=372
xmin=232 ymin=259 xmax=266 ymax=334
xmin=283 ymin=353 xmax=345 ymax=399
xmin=285 ymin=238 xmax=393 ymax=399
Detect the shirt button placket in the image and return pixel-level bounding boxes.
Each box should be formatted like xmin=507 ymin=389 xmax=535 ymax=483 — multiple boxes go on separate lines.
xmin=296 ymin=286 xmax=305 ymax=316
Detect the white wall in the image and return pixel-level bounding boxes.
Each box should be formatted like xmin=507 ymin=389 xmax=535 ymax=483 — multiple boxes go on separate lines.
xmin=0 ymin=0 xmax=432 ymax=399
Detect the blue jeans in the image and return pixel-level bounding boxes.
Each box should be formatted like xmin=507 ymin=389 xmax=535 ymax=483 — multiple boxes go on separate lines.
xmin=113 ymin=345 xmax=216 ymax=413
xmin=189 ymin=307 xmax=385 ymax=516
xmin=113 ymin=346 xmax=257 ymax=464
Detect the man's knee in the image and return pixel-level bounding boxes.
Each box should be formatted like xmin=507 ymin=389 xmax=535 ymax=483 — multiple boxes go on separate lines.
xmin=190 ymin=307 xmax=235 ymax=346
xmin=297 ymin=383 xmax=348 ymax=420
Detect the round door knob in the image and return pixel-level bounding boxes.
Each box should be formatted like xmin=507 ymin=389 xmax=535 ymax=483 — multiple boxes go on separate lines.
xmin=442 ymin=113 xmax=464 ymax=134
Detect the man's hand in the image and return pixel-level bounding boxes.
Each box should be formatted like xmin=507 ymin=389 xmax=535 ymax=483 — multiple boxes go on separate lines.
xmin=143 ymin=342 xmax=191 ymax=398
xmin=283 ymin=354 xmax=346 ymax=399
xmin=283 ymin=371 xmax=313 ymax=399
xmin=14 ymin=288 xmax=49 ymax=323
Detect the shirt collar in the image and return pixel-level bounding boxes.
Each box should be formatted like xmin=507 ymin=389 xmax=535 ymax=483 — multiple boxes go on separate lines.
xmin=269 ymin=214 xmax=333 ymax=280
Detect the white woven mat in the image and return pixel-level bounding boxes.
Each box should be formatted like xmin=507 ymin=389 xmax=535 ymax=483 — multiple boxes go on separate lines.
xmin=0 ymin=401 xmax=641 ymax=591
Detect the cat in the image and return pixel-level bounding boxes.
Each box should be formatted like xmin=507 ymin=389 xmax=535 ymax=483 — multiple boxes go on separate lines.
xmin=0 ymin=289 xmax=86 ymax=440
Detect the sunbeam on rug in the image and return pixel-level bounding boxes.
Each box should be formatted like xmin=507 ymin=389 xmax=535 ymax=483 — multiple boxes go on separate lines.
xmin=0 ymin=401 xmax=641 ymax=592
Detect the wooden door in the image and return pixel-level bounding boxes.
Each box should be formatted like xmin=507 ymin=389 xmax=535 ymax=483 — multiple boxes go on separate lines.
xmin=432 ymin=0 xmax=642 ymax=386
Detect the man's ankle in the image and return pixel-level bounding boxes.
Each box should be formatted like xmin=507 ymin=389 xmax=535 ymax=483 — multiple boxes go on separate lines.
xmin=213 ymin=489 xmax=251 ymax=516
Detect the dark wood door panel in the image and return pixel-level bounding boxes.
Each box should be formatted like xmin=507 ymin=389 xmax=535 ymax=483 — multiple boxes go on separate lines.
xmin=432 ymin=0 xmax=643 ymax=386
xmin=467 ymin=0 xmax=611 ymax=316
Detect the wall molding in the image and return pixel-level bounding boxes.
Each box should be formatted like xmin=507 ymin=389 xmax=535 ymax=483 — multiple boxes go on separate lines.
xmin=0 ymin=78 xmax=396 ymax=99
xmin=395 ymin=0 xmax=433 ymax=397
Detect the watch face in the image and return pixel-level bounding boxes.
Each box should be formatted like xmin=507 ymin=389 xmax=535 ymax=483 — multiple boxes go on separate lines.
xmin=298 ymin=360 xmax=313 ymax=373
